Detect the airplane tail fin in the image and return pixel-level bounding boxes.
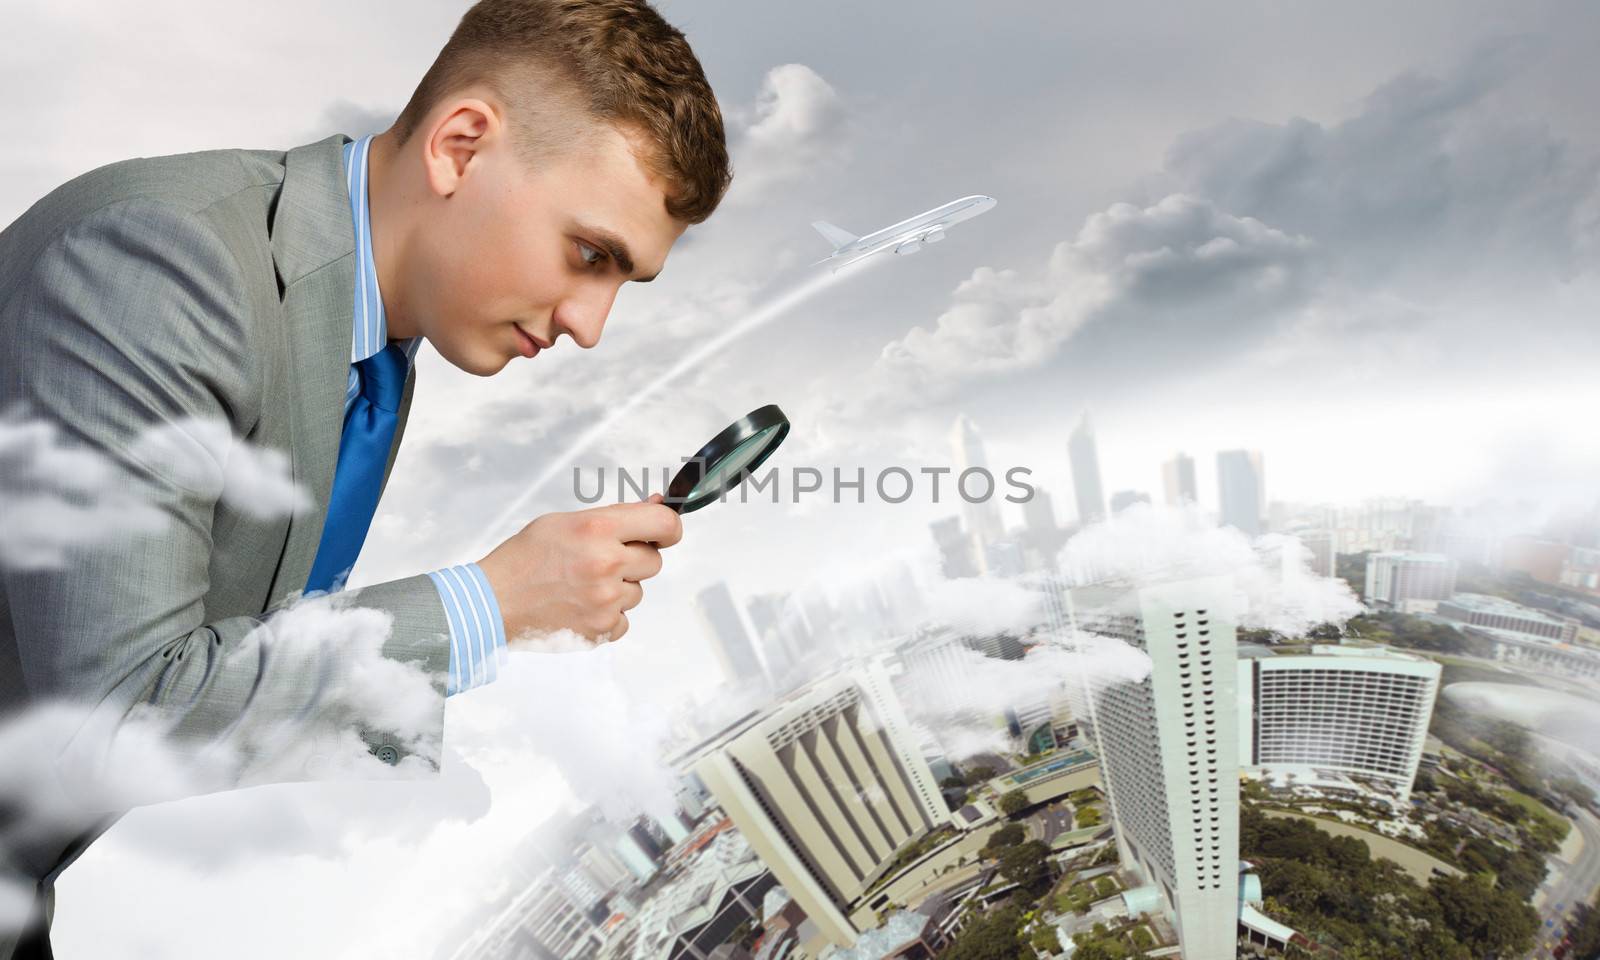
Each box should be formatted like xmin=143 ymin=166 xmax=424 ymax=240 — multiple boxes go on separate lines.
xmin=811 ymin=221 xmax=858 ymax=250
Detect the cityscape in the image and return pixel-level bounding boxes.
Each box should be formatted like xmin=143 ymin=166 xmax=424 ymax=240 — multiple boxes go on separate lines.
xmin=437 ymin=414 xmax=1600 ymax=960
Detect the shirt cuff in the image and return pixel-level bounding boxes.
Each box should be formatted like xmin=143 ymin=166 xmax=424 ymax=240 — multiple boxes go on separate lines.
xmin=426 ymin=563 xmax=508 ymax=697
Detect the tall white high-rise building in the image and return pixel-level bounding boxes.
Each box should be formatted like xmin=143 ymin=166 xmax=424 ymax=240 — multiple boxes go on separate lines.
xmin=1162 ymin=453 xmax=1197 ymax=506
xmin=1216 ymin=450 xmax=1264 ymax=536
xmin=1291 ymin=529 xmax=1335 ymax=578
xmin=1069 ymin=576 xmax=1240 ymax=960
xmin=1069 ymin=414 xmax=1107 ymax=527
xmin=695 ymin=581 xmax=765 ymax=686
xmin=691 ymin=663 xmax=951 ymax=947
xmin=950 ymin=415 xmax=1006 ymax=575
xmin=1364 ymin=551 xmax=1457 ymax=611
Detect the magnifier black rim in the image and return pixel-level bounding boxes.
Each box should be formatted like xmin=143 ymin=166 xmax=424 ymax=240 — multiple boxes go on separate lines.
xmin=665 ymin=404 xmax=791 ymax=514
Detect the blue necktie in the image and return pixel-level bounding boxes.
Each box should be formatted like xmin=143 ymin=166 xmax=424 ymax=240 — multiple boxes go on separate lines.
xmin=305 ymin=343 xmax=409 ymax=594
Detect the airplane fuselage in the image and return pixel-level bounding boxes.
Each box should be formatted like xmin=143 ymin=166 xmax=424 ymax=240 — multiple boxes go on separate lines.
xmin=812 ymin=195 xmax=996 ymax=269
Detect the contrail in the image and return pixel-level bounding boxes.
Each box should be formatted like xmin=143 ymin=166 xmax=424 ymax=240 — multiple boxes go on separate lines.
xmin=470 ymin=261 xmax=878 ymax=555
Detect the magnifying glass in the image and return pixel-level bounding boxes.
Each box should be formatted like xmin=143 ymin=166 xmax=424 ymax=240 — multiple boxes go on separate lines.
xmin=665 ymin=404 xmax=791 ymax=514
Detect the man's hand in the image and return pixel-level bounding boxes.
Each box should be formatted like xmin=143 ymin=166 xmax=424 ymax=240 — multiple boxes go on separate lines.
xmin=477 ymin=494 xmax=683 ymax=647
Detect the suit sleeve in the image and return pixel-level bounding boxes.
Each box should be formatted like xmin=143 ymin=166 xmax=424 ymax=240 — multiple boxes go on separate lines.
xmin=0 ymin=197 xmax=453 ymax=784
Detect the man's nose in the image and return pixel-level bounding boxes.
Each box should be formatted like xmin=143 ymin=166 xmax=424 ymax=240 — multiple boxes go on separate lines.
xmin=557 ymin=286 xmax=619 ymax=350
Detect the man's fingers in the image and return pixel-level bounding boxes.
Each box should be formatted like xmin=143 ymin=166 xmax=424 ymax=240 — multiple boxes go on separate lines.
xmin=605 ymin=613 xmax=630 ymax=643
xmin=618 ymin=542 xmax=663 ymax=583
xmin=606 ymin=502 xmax=683 ymax=547
xmin=619 ymin=580 xmax=644 ymax=613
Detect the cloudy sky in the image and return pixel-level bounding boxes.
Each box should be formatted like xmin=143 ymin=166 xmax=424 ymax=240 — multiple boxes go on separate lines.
xmin=5 ymin=0 xmax=1599 ymax=956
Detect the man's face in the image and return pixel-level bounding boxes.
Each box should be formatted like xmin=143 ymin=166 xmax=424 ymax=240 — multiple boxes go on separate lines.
xmin=400 ymin=116 xmax=686 ymax=376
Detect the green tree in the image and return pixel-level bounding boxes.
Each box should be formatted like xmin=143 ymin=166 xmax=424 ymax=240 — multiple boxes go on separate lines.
xmin=1553 ymin=775 xmax=1596 ymax=808
xmin=1029 ymin=926 xmax=1061 ymax=953
xmin=998 ymin=840 xmax=1052 ymax=893
xmin=943 ymin=903 xmax=1023 ymax=960
xmin=998 ymin=789 xmax=1029 ymax=818
xmin=1429 ymin=873 xmax=1539 ymax=958
xmin=965 ymin=764 xmax=996 ymax=785
xmin=1075 ymin=805 xmax=1102 ymax=827
xmin=981 ymin=822 xmax=1026 ymax=857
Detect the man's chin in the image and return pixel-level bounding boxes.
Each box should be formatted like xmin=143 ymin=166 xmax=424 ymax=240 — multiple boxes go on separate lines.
xmin=437 ymin=343 xmax=511 ymax=378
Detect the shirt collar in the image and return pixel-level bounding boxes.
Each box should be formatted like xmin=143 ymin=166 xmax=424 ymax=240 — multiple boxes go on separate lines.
xmin=342 ymin=135 xmax=420 ymax=365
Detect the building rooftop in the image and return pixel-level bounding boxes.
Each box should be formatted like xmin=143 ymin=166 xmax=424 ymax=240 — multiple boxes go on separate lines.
xmin=631 ymin=831 xmax=767 ymax=960
xmin=827 ymin=910 xmax=930 ymax=960
xmin=1442 ymin=592 xmax=1571 ymax=628
xmin=1371 ymin=551 xmax=1453 ymax=563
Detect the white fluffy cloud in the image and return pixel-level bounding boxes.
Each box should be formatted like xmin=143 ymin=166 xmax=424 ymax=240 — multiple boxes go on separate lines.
xmin=869 ymin=193 xmax=1312 ymax=401
xmin=0 ymin=412 xmax=306 ymax=570
xmin=1061 ymin=503 xmax=1362 ymax=635
xmin=0 ymin=413 xmax=166 ymax=570
xmin=725 ymin=63 xmax=848 ymax=201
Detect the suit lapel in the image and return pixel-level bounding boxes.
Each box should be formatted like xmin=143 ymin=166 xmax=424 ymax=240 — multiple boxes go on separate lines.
xmin=265 ymin=136 xmax=358 ymax=606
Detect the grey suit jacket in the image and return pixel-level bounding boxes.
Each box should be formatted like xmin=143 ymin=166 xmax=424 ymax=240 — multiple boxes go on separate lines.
xmin=0 ymin=135 xmax=454 ymax=952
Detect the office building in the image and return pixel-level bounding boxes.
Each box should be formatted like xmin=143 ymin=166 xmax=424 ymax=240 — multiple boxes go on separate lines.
xmin=1437 ymin=593 xmax=1579 ymax=642
xmin=629 ymin=831 xmax=776 ymax=960
xmin=1068 ymin=576 xmax=1240 ymax=960
xmin=1162 ymin=454 xmax=1197 ymax=506
xmin=1238 ymin=645 xmax=1440 ymax=800
xmin=1215 ymin=450 xmax=1263 ymax=536
xmin=929 ymin=516 xmax=978 ymax=579
xmin=1364 ymin=552 xmax=1457 ymax=611
xmin=692 ymin=664 xmax=951 ymax=946
xmin=1291 ymin=529 xmax=1335 ymax=578
xmin=1021 ymin=485 xmax=1063 ymax=570
xmin=696 ymin=582 xmax=765 ymax=686
xmin=1068 ymin=414 xmax=1107 ymax=527
xmin=950 ymin=415 xmax=1006 ymax=574
xmin=449 ymin=865 xmax=604 ymax=960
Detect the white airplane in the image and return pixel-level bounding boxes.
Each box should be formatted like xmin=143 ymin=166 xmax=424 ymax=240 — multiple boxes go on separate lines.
xmin=811 ymin=194 xmax=997 ymax=271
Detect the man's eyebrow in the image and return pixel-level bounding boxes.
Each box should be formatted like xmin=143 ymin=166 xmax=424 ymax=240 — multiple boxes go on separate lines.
xmin=579 ymin=224 xmax=659 ymax=282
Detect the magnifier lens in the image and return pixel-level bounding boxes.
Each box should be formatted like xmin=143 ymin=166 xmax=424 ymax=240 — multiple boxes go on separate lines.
xmin=688 ymin=425 xmax=783 ymax=500
xmin=667 ymin=404 xmax=791 ymax=514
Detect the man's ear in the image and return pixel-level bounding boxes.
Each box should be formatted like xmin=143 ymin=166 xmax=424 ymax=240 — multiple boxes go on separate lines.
xmin=421 ymin=98 xmax=502 ymax=199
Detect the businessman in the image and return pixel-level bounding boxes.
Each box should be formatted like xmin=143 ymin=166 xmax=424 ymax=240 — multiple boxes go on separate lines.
xmin=0 ymin=0 xmax=730 ymax=954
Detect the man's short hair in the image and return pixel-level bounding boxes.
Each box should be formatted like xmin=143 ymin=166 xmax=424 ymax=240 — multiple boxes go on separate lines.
xmin=395 ymin=0 xmax=732 ymax=224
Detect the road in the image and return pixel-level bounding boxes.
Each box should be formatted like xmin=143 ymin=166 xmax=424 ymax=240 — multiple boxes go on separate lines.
xmin=1028 ymin=802 xmax=1074 ymax=844
xmin=1529 ymin=807 xmax=1600 ymax=959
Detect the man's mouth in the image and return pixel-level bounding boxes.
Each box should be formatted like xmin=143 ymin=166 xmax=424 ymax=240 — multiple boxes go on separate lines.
xmin=513 ymin=323 xmax=547 ymax=359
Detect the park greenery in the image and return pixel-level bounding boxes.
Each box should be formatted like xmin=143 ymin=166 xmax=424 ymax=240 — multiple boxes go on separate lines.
xmin=998 ymin=789 xmax=1029 ymax=818
xmin=1242 ymin=804 xmax=1539 ymax=958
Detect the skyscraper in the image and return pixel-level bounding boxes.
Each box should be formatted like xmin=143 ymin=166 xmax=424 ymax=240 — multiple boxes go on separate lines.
xmin=1216 ymin=449 xmax=1264 ymax=536
xmin=1069 ymin=413 xmax=1107 ymax=527
xmin=1364 ymin=551 xmax=1458 ymax=611
xmin=1162 ymin=453 xmax=1197 ymax=506
xmin=950 ymin=415 xmax=1006 ymax=575
xmin=929 ymin=515 xmax=978 ymax=579
xmin=1019 ymin=486 xmax=1063 ymax=573
xmin=1069 ymin=576 xmax=1240 ymax=960
xmin=692 ymin=663 xmax=951 ymax=947
xmin=747 ymin=592 xmax=799 ymax=687
xmin=695 ymin=582 xmax=765 ymax=686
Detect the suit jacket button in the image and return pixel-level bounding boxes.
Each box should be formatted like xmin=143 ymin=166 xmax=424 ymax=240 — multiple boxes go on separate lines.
xmin=374 ymin=744 xmax=400 ymax=765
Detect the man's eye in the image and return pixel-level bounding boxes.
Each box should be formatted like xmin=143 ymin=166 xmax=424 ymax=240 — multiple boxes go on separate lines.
xmin=577 ymin=241 xmax=605 ymax=267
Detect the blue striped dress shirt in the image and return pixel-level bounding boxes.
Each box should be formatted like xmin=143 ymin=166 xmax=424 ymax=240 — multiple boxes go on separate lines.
xmin=341 ymin=135 xmax=507 ymax=697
